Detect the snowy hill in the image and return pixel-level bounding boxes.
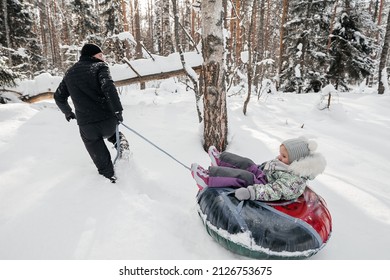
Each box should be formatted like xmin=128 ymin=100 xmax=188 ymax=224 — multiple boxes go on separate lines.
xmin=1 ymin=81 xmax=390 ymax=261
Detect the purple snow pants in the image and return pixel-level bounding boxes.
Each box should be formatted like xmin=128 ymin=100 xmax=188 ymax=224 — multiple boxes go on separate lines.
xmin=208 ymin=151 xmax=267 ymax=188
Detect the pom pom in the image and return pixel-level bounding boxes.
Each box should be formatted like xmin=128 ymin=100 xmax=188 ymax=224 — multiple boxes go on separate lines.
xmin=307 ymin=140 xmax=318 ymax=153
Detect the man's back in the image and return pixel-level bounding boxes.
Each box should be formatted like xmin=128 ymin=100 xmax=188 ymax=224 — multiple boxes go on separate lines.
xmin=55 ymin=56 xmax=122 ymax=125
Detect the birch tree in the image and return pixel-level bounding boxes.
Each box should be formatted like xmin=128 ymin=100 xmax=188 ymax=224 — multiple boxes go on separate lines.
xmin=200 ymin=0 xmax=228 ymax=151
xmin=172 ymin=0 xmax=201 ymax=122
xmin=162 ymin=0 xmax=175 ymax=56
xmin=134 ymin=0 xmax=145 ymax=89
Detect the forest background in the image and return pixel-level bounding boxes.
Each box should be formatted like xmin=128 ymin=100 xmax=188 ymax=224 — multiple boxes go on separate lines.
xmin=2 ymin=0 xmax=390 ymax=96
xmin=1 ymin=0 xmax=390 ymax=266
xmin=2 ymin=0 xmax=390 ymax=151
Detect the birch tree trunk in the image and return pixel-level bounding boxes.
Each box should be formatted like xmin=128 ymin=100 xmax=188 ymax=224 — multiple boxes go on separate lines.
xmin=134 ymin=0 xmax=142 ymax=59
xmin=172 ymin=0 xmax=201 ymax=122
xmin=155 ymin=0 xmax=164 ymax=54
xmin=134 ymin=0 xmax=145 ymax=89
xmin=201 ymin=0 xmax=228 ymax=151
xmin=190 ymin=0 xmax=201 ymax=47
xmin=378 ymin=7 xmax=390 ymax=94
xmin=162 ymin=0 xmax=174 ymax=56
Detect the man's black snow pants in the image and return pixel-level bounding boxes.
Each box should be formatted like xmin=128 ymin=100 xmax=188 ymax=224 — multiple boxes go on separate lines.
xmin=79 ymin=117 xmax=117 ymax=178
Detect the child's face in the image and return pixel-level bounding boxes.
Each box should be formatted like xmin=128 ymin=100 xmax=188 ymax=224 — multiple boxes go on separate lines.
xmin=278 ymin=145 xmax=290 ymax=164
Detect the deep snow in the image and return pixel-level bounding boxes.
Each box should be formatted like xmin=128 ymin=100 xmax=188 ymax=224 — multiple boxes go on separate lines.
xmin=1 ymin=78 xmax=390 ymax=261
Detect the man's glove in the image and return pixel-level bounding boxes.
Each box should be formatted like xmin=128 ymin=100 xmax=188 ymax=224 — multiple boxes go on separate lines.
xmin=235 ymin=186 xmax=256 ymax=201
xmin=65 ymin=112 xmax=76 ymax=122
xmin=115 ymin=111 xmax=123 ymax=123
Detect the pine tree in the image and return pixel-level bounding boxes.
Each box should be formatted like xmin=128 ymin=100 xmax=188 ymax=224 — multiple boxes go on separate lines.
xmin=100 ymin=0 xmax=123 ymax=36
xmin=99 ymin=0 xmax=130 ymax=62
xmin=328 ymin=9 xmax=375 ymax=90
xmin=70 ymin=0 xmax=100 ymax=44
xmin=0 ymin=0 xmax=43 ymax=78
xmin=0 ymin=56 xmax=18 ymax=103
xmin=279 ymin=0 xmax=334 ymax=93
xmin=0 ymin=56 xmax=17 ymax=87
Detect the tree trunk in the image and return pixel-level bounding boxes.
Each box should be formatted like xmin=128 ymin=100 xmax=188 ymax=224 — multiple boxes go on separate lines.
xmin=371 ymin=0 xmax=379 ymax=22
xmin=278 ymin=0 xmax=289 ymax=87
xmin=253 ymin=0 xmax=265 ymax=89
xmin=264 ymin=0 xmax=270 ymax=57
xmin=162 ymin=0 xmax=174 ymax=56
xmin=235 ymin=0 xmax=242 ymax=66
xmin=378 ymin=7 xmax=390 ymax=94
xmin=2 ymin=0 xmax=12 ymax=64
xmin=129 ymin=0 xmax=135 ymax=35
xmin=377 ymin=0 xmax=384 ymax=26
xmin=172 ymin=0 xmax=201 ymax=122
xmin=201 ymin=0 xmax=228 ymax=152
xmin=49 ymin=1 xmax=62 ymax=71
xmin=121 ymin=0 xmax=129 ymax=31
xmin=60 ymin=0 xmax=71 ymax=46
xmin=134 ymin=0 xmax=145 ymax=89
xmin=155 ymin=0 xmax=163 ymax=54
xmin=39 ymin=0 xmax=48 ymax=71
xmin=327 ymin=0 xmax=339 ymax=51
xmin=243 ymin=0 xmax=258 ymax=115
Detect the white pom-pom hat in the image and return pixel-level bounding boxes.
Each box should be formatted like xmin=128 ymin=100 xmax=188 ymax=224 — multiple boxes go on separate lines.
xmin=282 ymin=137 xmax=317 ymax=164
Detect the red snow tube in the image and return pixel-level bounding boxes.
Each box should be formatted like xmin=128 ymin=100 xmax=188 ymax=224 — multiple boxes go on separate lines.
xmin=196 ymin=186 xmax=332 ymax=259
xmin=270 ymin=187 xmax=332 ymax=244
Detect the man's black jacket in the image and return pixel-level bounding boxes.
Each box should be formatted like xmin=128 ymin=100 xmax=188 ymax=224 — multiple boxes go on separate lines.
xmin=54 ymin=55 xmax=123 ymax=125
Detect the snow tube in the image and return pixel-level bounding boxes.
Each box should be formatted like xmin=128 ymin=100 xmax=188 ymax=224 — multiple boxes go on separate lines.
xmin=196 ymin=186 xmax=332 ymax=259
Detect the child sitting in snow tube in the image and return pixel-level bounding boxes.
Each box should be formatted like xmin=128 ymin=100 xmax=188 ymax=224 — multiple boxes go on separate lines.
xmin=192 ymin=137 xmax=331 ymax=259
xmin=191 ymin=137 xmax=327 ymax=202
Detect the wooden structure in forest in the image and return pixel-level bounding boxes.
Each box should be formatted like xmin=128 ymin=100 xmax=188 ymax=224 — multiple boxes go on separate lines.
xmin=19 ymin=65 xmax=202 ymax=103
xmin=114 ymin=65 xmax=201 ymax=87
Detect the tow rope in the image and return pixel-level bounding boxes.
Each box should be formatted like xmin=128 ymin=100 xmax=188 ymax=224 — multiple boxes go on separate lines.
xmin=114 ymin=121 xmax=191 ymax=171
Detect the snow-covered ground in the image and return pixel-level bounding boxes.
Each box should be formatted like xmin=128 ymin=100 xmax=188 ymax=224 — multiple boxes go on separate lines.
xmin=1 ymin=78 xmax=389 ymax=262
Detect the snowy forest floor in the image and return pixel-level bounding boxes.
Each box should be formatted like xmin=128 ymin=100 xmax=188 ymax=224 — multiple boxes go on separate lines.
xmin=0 ymin=83 xmax=390 ymax=260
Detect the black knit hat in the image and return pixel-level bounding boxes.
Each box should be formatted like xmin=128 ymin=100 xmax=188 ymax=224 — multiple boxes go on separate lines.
xmin=81 ymin=43 xmax=102 ymax=57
